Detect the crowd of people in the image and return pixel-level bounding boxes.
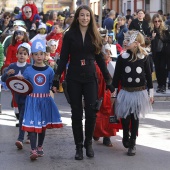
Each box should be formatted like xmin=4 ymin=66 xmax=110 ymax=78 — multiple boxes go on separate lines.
xmin=0 ymin=1 xmax=169 ymax=162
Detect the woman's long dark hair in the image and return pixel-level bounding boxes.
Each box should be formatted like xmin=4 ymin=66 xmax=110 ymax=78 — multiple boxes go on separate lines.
xmin=70 ymin=5 xmax=102 ymax=54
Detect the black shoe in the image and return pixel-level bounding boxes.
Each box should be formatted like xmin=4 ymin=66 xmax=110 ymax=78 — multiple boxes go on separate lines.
xmin=15 ymin=123 xmax=19 ymax=127
xmin=127 ymin=139 xmax=136 ymax=156
xmin=160 ymin=85 xmax=166 ymax=94
xmin=122 ymin=137 xmax=130 ymax=148
xmin=156 ymin=86 xmax=162 ymax=93
xmin=84 ymin=140 xmax=94 ymax=158
xmin=93 ymin=136 xmax=100 ymax=141
xmin=103 ymin=137 xmax=113 ymax=147
xmin=75 ymin=146 xmax=83 ymax=160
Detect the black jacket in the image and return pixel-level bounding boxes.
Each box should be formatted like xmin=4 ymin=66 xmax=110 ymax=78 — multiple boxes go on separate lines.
xmin=129 ymin=18 xmax=149 ymax=36
xmin=56 ymin=26 xmax=111 ymax=84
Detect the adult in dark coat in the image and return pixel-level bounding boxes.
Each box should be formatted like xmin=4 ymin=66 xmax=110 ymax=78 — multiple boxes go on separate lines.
xmin=147 ymin=14 xmax=169 ymax=93
xmin=15 ymin=4 xmax=40 ymax=39
xmin=55 ymin=5 xmax=113 ymax=160
xmin=129 ymin=9 xmax=149 ymax=36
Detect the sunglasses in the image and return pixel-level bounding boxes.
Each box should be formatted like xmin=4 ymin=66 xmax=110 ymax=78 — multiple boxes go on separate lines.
xmin=15 ymin=31 xmax=24 ymax=36
xmin=70 ymin=16 xmax=74 ymax=18
xmin=154 ymin=20 xmax=161 ymax=23
xmin=4 ymin=17 xmax=10 ymax=20
xmin=25 ymin=11 xmax=32 ymax=14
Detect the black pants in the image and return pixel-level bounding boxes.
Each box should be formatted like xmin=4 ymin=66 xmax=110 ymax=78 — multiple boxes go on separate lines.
xmin=67 ymin=79 xmax=98 ymax=146
xmin=153 ymin=53 xmax=167 ymax=87
xmin=29 ymin=131 xmax=46 ymax=150
xmin=122 ymin=114 xmax=139 ymax=140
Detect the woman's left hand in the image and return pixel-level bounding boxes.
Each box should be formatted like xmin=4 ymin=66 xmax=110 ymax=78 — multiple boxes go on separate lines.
xmin=150 ymin=97 xmax=154 ymax=104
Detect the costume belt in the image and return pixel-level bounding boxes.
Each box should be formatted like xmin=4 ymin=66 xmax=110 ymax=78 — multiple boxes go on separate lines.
xmin=122 ymin=86 xmax=146 ymax=92
xmin=29 ymin=93 xmax=50 ymax=98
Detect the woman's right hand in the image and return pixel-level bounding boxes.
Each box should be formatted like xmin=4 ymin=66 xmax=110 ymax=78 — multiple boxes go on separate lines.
xmin=152 ymin=31 xmax=156 ymax=39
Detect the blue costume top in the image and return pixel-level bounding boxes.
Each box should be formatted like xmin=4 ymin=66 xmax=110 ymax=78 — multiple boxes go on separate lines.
xmin=1 ymin=62 xmax=31 ymax=105
xmin=22 ymin=65 xmax=63 ymax=133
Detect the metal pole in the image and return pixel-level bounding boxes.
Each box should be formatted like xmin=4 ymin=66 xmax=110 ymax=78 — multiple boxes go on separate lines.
xmin=98 ymin=0 xmax=103 ymax=27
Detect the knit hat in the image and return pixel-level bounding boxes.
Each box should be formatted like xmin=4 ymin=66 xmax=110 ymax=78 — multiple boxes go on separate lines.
xmin=17 ymin=42 xmax=31 ymax=55
xmin=31 ymin=39 xmax=46 ymax=53
xmin=47 ymin=39 xmax=59 ymax=47
xmin=13 ymin=20 xmax=25 ymax=26
xmin=38 ymin=23 xmax=47 ymax=29
xmin=13 ymin=7 xmax=20 ymax=15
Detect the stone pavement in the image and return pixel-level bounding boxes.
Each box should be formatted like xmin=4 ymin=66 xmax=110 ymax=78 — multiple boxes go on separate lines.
xmin=0 ymin=88 xmax=170 ymax=170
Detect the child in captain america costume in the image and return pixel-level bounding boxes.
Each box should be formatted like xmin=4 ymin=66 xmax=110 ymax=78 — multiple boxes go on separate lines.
xmin=20 ymin=39 xmax=63 ymax=160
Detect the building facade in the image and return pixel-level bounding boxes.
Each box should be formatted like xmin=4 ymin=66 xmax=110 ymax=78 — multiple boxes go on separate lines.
xmin=121 ymin=0 xmax=170 ymax=17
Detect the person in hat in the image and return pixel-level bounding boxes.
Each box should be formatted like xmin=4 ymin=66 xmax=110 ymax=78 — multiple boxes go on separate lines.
xmin=2 ymin=20 xmax=26 ymax=56
xmin=18 ymin=39 xmax=63 ymax=160
xmin=93 ymin=43 xmax=117 ymax=147
xmin=24 ymin=0 xmax=38 ymax=17
xmin=30 ymin=22 xmax=47 ymax=44
xmin=1 ymin=43 xmax=31 ymax=147
xmin=4 ymin=26 xmax=30 ymax=67
xmin=15 ymin=4 xmax=40 ymax=39
xmin=3 ymin=26 xmax=31 ymax=126
xmin=47 ymin=39 xmax=64 ymax=93
xmin=44 ymin=46 xmax=58 ymax=98
xmin=46 ymin=23 xmax=63 ymax=55
xmin=11 ymin=7 xmax=20 ymax=20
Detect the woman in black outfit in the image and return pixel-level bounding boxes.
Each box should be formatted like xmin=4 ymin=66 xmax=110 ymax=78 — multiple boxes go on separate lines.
xmin=147 ymin=14 xmax=170 ymax=93
xmin=55 ymin=5 xmax=113 ymax=160
xmin=129 ymin=9 xmax=149 ymax=36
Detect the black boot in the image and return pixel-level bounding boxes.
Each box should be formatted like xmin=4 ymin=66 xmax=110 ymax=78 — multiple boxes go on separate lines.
xmin=121 ymin=117 xmax=130 ymax=148
xmin=127 ymin=139 xmax=136 ymax=156
xmin=84 ymin=118 xmax=96 ymax=158
xmin=75 ymin=144 xmax=83 ymax=160
xmin=84 ymin=138 xmax=94 ymax=158
xmin=72 ymin=123 xmax=84 ymax=160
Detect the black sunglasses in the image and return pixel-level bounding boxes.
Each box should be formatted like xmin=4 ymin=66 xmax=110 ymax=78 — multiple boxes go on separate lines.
xmin=15 ymin=30 xmax=24 ymax=36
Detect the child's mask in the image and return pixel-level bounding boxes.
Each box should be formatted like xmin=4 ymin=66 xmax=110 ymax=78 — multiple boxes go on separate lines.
xmin=123 ymin=31 xmax=139 ymax=46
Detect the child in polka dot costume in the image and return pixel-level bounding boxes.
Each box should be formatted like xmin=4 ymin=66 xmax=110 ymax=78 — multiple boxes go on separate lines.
xmin=112 ymin=30 xmax=154 ymax=156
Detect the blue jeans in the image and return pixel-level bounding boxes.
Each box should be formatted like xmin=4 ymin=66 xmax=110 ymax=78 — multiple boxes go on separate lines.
xmin=17 ymin=104 xmax=25 ymax=142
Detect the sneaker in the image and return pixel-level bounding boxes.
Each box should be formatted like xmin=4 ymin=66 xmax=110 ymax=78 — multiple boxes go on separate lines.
xmin=30 ymin=150 xmax=38 ymax=160
xmin=15 ymin=141 xmax=23 ymax=149
xmin=127 ymin=146 xmax=136 ymax=156
xmin=36 ymin=146 xmax=44 ymax=157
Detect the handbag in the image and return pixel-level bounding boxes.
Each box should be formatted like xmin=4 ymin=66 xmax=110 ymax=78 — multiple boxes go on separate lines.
xmin=156 ymin=39 xmax=163 ymax=52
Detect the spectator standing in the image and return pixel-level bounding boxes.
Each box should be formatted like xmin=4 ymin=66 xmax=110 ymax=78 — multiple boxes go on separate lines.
xmin=129 ymin=9 xmax=149 ymax=36
xmin=103 ymin=10 xmax=116 ymax=31
xmin=147 ymin=14 xmax=168 ymax=93
xmin=116 ymin=16 xmax=128 ymax=47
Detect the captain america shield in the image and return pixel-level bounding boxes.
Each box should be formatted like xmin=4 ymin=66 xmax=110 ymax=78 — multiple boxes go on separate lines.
xmin=6 ymin=76 xmax=33 ymax=95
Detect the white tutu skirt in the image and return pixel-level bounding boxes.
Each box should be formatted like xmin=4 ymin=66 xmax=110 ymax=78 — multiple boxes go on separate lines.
xmin=22 ymin=94 xmax=63 ymax=133
xmin=115 ymin=89 xmax=152 ymax=119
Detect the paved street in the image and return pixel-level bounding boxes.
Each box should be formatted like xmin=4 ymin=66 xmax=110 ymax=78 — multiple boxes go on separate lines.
xmin=0 ymin=89 xmax=170 ymax=170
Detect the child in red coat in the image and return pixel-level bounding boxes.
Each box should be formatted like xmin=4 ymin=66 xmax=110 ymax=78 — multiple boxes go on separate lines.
xmin=46 ymin=23 xmax=63 ymax=55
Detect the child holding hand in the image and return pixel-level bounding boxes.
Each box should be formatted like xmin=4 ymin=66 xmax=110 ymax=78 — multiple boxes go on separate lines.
xmin=112 ymin=30 xmax=154 ymax=156
xmin=18 ymin=39 xmax=63 ymax=160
